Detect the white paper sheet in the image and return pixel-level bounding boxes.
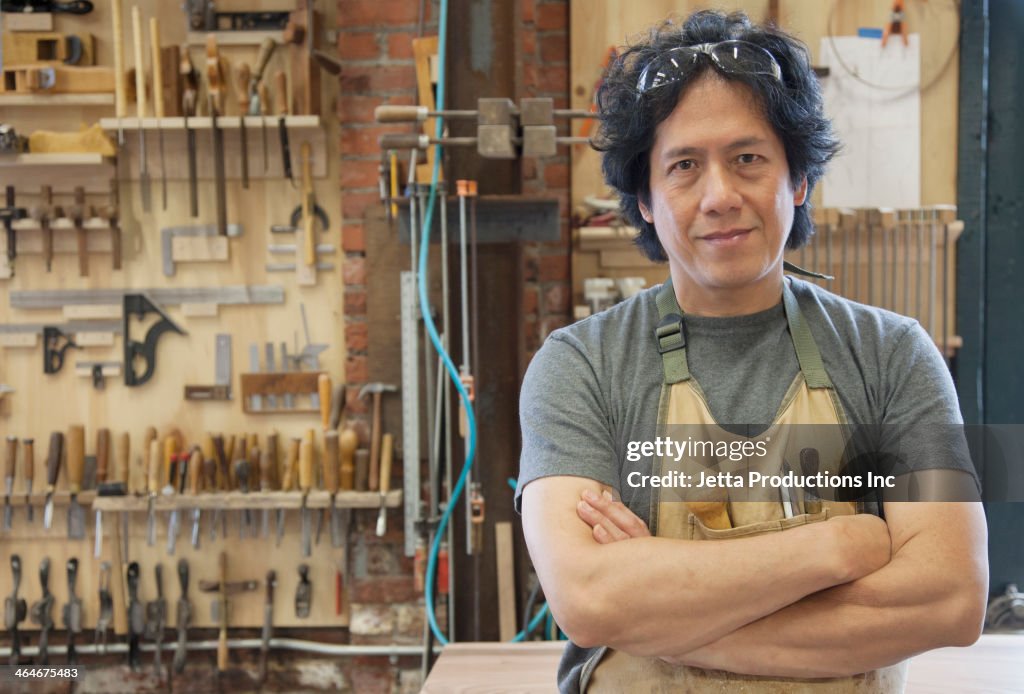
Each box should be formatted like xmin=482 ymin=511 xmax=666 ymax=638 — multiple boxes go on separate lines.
xmin=819 ymin=33 xmax=921 ymax=209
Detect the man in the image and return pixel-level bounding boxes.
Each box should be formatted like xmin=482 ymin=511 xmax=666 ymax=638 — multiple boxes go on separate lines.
xmin=516 ymin=10 xmax=987 ymax=694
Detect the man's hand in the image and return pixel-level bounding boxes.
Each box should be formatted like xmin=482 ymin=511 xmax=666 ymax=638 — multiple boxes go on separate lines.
xmin=576 ymin=489 xmax=650 ymax=543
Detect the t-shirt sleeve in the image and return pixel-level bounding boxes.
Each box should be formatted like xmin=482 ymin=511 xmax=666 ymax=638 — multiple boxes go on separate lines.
xmin=876 ymin=320 xmax=980 ymax=494
xmin=515 ymin=333 xmax=620 ymax=514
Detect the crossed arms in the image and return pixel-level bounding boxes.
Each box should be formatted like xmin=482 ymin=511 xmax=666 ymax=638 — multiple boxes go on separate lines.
xmin=521 ymin=474 xmax=988 ymax=678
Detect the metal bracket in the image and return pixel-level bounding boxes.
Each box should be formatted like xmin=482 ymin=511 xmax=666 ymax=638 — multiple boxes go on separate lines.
xmin=43 ymin=326 xmax=80 ymax=374
xmin=123 ymin=294 xmax=187 ymax=387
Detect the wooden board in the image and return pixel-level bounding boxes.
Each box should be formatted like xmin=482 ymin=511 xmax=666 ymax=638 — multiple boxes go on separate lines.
xmin=495 ymin=521 xmax=516 ymax=642
xmin=420 ymin=637 xmax=1024 ymax=693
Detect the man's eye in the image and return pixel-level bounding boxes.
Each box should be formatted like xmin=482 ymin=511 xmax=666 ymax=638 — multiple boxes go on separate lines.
xmin=737 ymin=153 xmax=761 ymax=164
xmin=673 ymin=160 xmax=695 ymax=171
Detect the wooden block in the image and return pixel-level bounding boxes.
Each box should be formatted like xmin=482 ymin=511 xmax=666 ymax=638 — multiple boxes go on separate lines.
xmin=74 ymin=363 xmax=121 ymax=378
xmin=63 ymin=304 xmax=121 ymax=321
xmin=0 ymin=333 xmax=37 ymax=348
xmin=3 ymin=13 xmax=54 ymax=32
xmin=160 ymin=45 xmax=182 ymax=118
xmin=181 ymin=303 xmax=219 ymax=318
xmin=495 ymin=521 xmax=516 ymax=642
xmin=171 ymin=235 xmax=229 ymax=263
xmin=295 ymin=229 xmax=316 ymax=286
xmin=1 ymin=65 xmax=114 ymax=94
xmin=73 ymin=332 xmax=115 ymax=347
xmin=240 ymin=372 xmax=323 ymax=414
xmin=1 ymin=32 xmax=94 ymax=66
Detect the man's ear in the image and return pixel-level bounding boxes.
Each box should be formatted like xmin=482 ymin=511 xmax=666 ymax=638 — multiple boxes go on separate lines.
xmin=638 ymin=197 xmax=654 ymax=224
xmin=793 ymin=176 xmax=808 ymax=207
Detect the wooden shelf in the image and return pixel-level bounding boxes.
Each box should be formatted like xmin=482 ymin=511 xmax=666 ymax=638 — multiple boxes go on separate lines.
xmin=0 ymin=93 xmax=114 ymax=106
xmin=99 ymin=115 xmax=320 ymax=132
xmin=0 ymin=153 xmax=111 ymax=167
xmin=185 ymin=30 xmax=285 ymax=47
xmin=4 ymin=490 xmax=97 ymax=508
xmin=92 ymin=489 xmax=402 ymax=512
xmin=96 ymin=116 xmax=326 ymax=181
xmin=0 ymin=154 xmax=116 ymax=194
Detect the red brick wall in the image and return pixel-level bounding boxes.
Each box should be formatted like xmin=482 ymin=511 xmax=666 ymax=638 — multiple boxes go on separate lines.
xmin=517 ymin=0 xmax=574 ymax=369
xmin=337 ymin=0 xmax=571 ymax=689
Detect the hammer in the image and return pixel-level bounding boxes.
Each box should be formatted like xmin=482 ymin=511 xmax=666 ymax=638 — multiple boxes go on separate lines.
xmin=358 ymin=383 xmax=398 ymax=491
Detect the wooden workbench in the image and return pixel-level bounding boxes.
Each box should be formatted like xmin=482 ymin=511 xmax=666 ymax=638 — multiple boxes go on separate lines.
xmin=421 ymin=635 xmax=1024 ymax=693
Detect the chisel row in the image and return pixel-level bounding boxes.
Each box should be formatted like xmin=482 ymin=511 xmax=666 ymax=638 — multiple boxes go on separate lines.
xmin=3 ymin=553 xmax=312 ymax=681
xmin=2 ymin=424 xmax=397 ymax=559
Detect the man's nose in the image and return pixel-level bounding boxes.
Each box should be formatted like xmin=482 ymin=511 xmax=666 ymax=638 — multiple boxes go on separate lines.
xmin=698 ymin=163 xmax=742 ymax=215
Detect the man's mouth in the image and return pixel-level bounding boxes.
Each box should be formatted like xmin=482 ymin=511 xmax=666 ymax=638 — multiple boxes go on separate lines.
xmin=699 ymin=228 xmax=753 ymax=244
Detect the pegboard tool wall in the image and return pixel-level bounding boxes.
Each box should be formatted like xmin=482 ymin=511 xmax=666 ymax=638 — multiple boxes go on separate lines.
xmin=0 ymin=0 xmax=349 ymax=631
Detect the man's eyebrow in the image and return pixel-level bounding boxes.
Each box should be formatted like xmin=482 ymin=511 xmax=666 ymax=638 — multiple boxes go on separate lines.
xmin=659 ymin=137 xmax=769 ymax=161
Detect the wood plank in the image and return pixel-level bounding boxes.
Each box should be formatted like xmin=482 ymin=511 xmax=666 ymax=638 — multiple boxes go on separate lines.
xmin=73 ymin=331 xmax=116 ymax=347
xmin=421 ymin=636 xmax=1024 ymax=693
xmin=172 ymin=235 xmax=230 ymax=263
xmin=181 ymin=302 xmax=219 ymax=318
xmin=63 ymin=304 xmax=121 ymax=320
xmin=3 ymin=13 xmax=54 ymax=31
xmin=495 ymin=521 xmax=517 ymax=641
xmin=0 ymin=333 xmax=38 ymax=348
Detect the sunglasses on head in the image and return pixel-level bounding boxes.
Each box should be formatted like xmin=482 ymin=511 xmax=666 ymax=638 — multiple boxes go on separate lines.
xmin=636 ymin=40 xmax=783 ymax=95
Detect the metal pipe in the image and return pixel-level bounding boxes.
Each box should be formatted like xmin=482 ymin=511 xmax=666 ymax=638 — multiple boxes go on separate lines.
xmin=0 ymin=638 xmax=440 ymax=658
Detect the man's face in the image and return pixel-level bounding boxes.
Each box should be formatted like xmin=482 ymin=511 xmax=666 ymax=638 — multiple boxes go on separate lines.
xmin=638 ymin=74 xmax=807 ymax=312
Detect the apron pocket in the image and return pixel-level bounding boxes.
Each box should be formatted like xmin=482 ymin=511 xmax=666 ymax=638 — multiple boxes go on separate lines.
xmin=689 ymin=508 xmax=831 ymax=541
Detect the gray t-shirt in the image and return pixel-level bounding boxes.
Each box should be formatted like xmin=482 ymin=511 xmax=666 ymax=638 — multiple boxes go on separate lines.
xmin=516 ymin=277 xmax=975 ymax=694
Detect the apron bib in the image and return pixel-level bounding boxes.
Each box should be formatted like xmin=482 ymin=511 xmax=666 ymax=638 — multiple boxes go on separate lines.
xmin=582 ymin=279 xmax=907 ymax=694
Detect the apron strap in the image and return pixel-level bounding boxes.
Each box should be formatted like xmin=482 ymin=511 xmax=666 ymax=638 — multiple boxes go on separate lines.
xmin=654 ymin=276 xmax=834 ymax=389
xmin=782 ymin=278 xmax=833 ymax=389
xmin=783 ymin=259 xmax=834 ymax=281
xmin=654 ymin=279 xmax=690 ymax=383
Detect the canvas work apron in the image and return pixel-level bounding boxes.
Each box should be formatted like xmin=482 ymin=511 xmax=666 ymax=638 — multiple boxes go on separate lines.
xmin=582 ymin=278 xmax=908 ymax=694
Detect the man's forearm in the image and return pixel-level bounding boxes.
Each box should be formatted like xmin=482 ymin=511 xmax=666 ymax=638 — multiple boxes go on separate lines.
xmin=669 ymin=506 xmax=989 ymax=677
xmin=523 ymin=479 xmax=889 ymax=658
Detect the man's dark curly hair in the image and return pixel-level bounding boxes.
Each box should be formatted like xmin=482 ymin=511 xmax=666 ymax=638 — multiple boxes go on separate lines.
xmin=593 ymin=10 xmax=841 ymax=262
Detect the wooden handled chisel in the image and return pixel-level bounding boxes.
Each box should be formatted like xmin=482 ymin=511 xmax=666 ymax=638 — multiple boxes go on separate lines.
xmin=298 ymin=436 xmax=313 ymax=557
xmin=274 ymin=70 xmax=293 ymax=184
xmin=42 ymin=432 xmax=64 ymax=531
xmin=278 ymin=437 xmax=299 ymax=547
xmin=3 ymin=437 xmax=16 ymax=531
xmin=22 ymin=438 xmax=34 ymax=523
xmin=93 ymin=428 xmax=110 ymax=557
xmin=376 ymin=433 xmax=393 ymax=537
